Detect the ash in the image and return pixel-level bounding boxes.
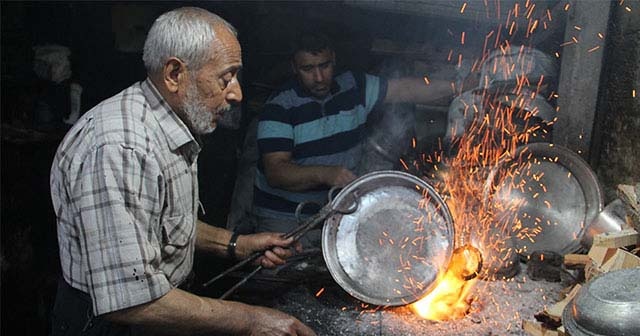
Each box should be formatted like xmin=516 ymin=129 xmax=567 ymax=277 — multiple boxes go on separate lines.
xmin=232 ymin=262 xmax=566 ymax=336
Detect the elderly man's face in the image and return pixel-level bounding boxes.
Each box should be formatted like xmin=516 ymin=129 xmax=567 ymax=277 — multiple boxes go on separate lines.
xmin=180 ymin=27 xmax=243 ymax=134
xmin=292 ymin=49 xmax=335 ymax=99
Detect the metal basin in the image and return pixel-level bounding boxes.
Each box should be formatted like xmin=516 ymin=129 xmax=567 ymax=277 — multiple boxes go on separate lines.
xmin=562 ymin=268 xmax=640 ymax=336
xmin=322 ymin=170 xmax=455 ymax=306
xmin=483 ymin=143 xmax=603 ymax=257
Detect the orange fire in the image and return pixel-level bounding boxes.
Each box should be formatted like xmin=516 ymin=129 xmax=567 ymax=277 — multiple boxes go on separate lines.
xmin=411 ymin=245 xmax=481 ymax=321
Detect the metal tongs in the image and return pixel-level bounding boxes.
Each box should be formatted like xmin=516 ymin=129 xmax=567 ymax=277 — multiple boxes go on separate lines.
xmin=202 ymin=186 xmax=359 ymax=299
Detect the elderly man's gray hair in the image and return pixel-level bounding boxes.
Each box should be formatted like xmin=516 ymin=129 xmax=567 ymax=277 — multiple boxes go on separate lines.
xmin=142 ymin=7 xmax=237 ymax=76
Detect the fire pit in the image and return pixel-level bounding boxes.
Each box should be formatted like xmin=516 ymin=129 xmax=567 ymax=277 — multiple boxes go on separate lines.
xmin=229 ymin=260 xmax=566 ymax=336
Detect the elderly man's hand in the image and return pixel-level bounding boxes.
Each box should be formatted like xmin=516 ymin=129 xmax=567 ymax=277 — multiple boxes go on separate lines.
xmin=249 ymin=306 xmax=317 ymax=336
xmin=236 ymin=233 xmax=303 ymax=268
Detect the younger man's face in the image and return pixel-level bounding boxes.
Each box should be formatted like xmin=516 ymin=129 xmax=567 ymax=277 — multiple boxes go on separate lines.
xmin=292 ymin=49 xmax=335 ymax=99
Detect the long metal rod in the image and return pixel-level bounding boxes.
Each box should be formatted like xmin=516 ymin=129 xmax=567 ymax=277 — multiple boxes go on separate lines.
xmin=201 ymin=251 xmax=262 ymax=287
xmin=219 ymin=266 xmax=263 ymax=299
xmin=202 ymin=196 xmax=358 ymax=299
xmin=202 ymin=209 xmax=330 ymax=288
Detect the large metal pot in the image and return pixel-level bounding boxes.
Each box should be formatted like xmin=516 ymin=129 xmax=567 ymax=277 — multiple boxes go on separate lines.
xmin=322 ymin=170 xmax=455 ymax=306
xmin=562 ymin=268 xmax=640 ymax=336
xmin=483 ymin=143 xmax=603 ymax=257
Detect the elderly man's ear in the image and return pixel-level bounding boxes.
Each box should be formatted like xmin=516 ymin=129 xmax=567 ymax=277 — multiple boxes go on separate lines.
xmin=163 ymin=57 xmax=187 ymax=93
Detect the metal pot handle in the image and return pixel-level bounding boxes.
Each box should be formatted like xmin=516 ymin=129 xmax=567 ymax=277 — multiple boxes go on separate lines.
xmin=294 ymin=185 xmax=356 ymax=224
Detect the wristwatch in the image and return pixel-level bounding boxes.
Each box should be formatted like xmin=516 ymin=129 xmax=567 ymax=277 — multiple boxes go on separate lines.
xmin=227 ymin=231 xmax=240 ymax=260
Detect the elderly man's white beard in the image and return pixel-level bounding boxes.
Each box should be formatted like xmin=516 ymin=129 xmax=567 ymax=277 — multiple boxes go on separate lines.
xmin=182 ymin=81 xmax=230 ymax=134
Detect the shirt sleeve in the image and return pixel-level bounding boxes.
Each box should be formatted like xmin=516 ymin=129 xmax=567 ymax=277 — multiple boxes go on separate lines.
xmin=75 ymin=143 xmax=171 ymax=315
xmin=364 ymin=73 xmax=389 ymax=114
xmin=257 ymin=101 xmax=294 ymax=154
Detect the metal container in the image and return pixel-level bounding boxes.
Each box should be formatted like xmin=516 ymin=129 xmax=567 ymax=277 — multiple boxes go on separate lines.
xmin=483 ymin=143 xmax=604 ymax=257
xmin=581 ymin=199 xmax=627 ymax=249
xmin=479 ymin=46 xmax=558 ymax=90
xmin=322 ymin=170 xmax=455 ymax=306
xmin=562 ymin=268 xmax=640 ymax=336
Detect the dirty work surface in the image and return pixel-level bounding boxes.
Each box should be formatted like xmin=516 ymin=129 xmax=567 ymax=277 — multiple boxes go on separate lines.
xmin=230 ymin=260 xmax=568 ymax=336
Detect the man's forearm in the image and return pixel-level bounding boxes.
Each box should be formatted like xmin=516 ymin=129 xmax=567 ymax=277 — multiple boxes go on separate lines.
xmin=195 ymin=220 xmax=232 ymax=256
xmin=265 ymin=160 xmax=343 ymax=192
xmin=105 ymin=288 xmax=253 ymax=335
xmin=385 ymin=78 xmax=455 ymax=104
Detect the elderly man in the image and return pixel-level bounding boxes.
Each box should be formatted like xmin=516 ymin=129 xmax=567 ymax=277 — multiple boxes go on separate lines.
xmin=253 ymin=32 xmax=474 ymax=247
xmin=49 ymin=7 xmax=315 ymax=336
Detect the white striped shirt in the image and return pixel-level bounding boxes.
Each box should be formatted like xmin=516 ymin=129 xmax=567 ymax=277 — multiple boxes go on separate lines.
xmin=50 ymin=79 xmax=200 ymax=315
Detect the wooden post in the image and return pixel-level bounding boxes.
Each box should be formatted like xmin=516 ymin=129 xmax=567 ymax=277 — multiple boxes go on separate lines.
xmin=553 ymin=0 xmax=612 ymax=159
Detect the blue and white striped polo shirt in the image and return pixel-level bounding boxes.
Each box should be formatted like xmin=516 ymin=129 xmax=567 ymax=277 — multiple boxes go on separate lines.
xmin=254 ymin=71 xmax=388 ymax=219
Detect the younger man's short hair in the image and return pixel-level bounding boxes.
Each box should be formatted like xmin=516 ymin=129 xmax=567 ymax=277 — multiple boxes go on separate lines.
xmin=292 ymin=31 xmax=334 ymax=55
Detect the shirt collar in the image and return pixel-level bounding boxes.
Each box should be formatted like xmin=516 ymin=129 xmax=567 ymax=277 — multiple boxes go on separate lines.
xmin=140 ymin=78 xmax=201 ymax=156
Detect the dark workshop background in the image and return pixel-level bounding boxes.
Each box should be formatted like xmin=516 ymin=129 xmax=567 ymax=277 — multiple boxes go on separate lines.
xmin=1 ymin=1 xmax=638 ymax=335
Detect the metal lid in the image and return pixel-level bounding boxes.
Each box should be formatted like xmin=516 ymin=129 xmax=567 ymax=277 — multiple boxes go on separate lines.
xmin=322 ymin=170 xmax=455 ymax=306
xmin=483 ymin=143 xmax=603 ymax=257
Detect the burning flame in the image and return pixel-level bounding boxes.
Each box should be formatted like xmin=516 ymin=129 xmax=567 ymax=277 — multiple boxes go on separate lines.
xmin=411 ymin=245 xmax=481 ymax=321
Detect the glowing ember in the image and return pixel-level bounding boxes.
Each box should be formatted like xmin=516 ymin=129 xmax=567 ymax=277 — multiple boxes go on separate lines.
xmin=450 ymin=245 xmax=483 ymax=281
